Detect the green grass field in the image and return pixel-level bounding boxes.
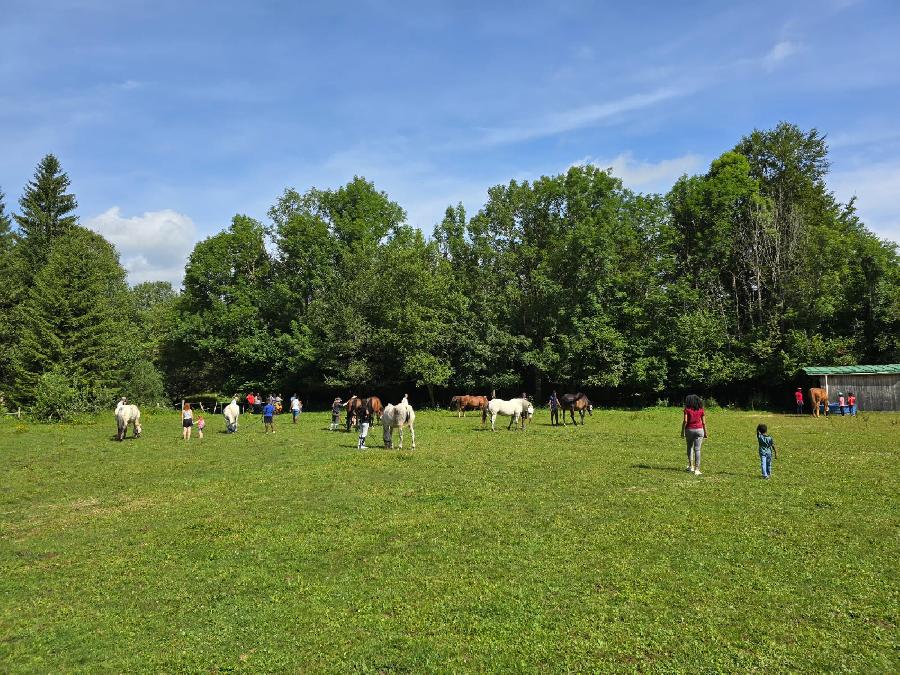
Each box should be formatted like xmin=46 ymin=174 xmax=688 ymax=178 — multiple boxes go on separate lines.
xmin=1 ymin=408 xmax=897 ymax=672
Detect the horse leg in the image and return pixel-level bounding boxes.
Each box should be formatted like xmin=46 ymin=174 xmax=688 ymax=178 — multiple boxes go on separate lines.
xmin=410 ymin=425 xmax=415 ymax=449
xmin=508 ymin=414 xmax=515 ymax=431
xmin=398 ymin=426 xmax=403 ymax=449
xmin=491 ymin=413 xmax=497 ymax=431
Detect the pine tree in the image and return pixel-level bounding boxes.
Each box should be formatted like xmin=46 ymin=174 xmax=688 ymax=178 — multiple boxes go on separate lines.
xmin=14 ymin=154 xmax=78 ymax=269
xmin=0 ymin=188 xmax=21 ymax=402
xmin=15 ymin=226 xmax=136 ymax=406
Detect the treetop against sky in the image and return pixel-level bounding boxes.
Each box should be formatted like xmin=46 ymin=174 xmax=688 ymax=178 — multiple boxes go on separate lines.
xmin=0 ymin=0 xmax=898 ymax=285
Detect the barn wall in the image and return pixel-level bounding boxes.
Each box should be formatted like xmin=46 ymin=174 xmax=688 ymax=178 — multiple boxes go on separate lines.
xmin=816 ymin=374 xmax=900 ymax=411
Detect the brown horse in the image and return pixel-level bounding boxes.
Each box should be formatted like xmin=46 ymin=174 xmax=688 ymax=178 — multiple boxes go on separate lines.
xmin=450 ymin=394 xmax=489 ymax=418
xmin=809 ymin=387 xmax=829 ymax=417
xmin=345 ymin=395 xmax=384 ymax=431
xmin=561 ymin=393 xmax=593 ymax=425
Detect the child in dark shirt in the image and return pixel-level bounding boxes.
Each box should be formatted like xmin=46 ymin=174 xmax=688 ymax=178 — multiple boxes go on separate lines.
xmin=756 ymin=423 xmax=778 ymax=478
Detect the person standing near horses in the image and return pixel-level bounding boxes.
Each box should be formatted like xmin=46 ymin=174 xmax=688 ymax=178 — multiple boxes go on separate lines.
xmin=330 ymin=397 xmax=346 ymax=431
xmin=548 ymin=391 xmax=560 ymax=426
xmin=291 ymin=395 xmax=301 ymax=423
xmin=681 ymin=394 xmax=708 ymax=475
xmin=794 ymin=388 xmax=804 ymax=415
xmin=182 ymin=402 xmax=194 ymax=440
xmin=357 ymin=404 xmax=372 ymax=450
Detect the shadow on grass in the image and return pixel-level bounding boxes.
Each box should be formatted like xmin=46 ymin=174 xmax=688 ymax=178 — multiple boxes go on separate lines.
xmin=630 ymin=463 xmax=685 ymax=474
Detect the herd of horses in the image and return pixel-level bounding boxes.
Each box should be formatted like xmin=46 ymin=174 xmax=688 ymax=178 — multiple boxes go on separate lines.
xmin=451 ymin=392 xmax=594 ymax=427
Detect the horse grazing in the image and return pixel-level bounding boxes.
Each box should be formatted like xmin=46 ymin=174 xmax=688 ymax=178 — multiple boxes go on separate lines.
xmin=560 ymin=393 xmax=593 ymax=425
xmin=450 ymin=394 xmax=489 ymax=418
xmin=382 ymin=399 xmax=416 ymax=449
xmin=809 ymin=387 xmax=829 ymax=417
xmin=115 ymin=400 xmax=142 ymax=441
xmin=223 ymin=397 xmax=240 ymax=432
xmin=483 ymin=397 xmax=534 ymax=431
xmin=345 ymin=396 xmax=384 ymax=431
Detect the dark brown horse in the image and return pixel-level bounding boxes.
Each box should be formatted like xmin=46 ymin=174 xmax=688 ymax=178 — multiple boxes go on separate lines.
xmin=450 ymin=394 xmax=489 ymax=418
xmin=560 ymin=393 xmax=593 ymax=425
xmin=345 ymin=395 xmax=384 ymax=431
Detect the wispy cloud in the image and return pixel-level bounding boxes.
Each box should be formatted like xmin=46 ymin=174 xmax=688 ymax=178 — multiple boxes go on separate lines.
xmin=763 ymin=40 xmax=802 ymax=69
xmin=831 ymin=160 xmax=900 ymax=243
xmin=573 ymin=152 xmax=705 ymax=194
xmin=476 ymin=86 xmax=691 ymax=147
xmin=85 ymin=207 xmax=198 ymax=286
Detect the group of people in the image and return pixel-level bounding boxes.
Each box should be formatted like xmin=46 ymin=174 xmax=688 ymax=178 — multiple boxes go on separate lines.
xmin=680 ymin=395 xmax=778 ymax=479
xmin=793 ymin=388 xmax=857 ymax=415
xmin=181 ymin=402 xmax=205 ymax=440
xmin=244 ymin=393 xmax=304 ymax=424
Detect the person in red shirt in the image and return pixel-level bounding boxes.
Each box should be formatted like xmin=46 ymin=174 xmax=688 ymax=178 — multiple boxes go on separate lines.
xmin=848 ymin=391 xmax=857 ymax=416
xmin=246 ymin=393 xmax=256 ymax=410
xmin=794 ymin=387 xmax=804 ymax=415
xmin=680 ymin=394 xmax=709 ymax=475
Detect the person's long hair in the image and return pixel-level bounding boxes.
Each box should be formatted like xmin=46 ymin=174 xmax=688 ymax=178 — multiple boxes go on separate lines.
xmin=684 ymin=394 xmax=703 ymax=410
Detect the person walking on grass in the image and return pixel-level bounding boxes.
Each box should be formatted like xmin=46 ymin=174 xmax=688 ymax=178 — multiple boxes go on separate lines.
xmin=848 ymin=391 xmax=857 ymax=416
xmin=291 ymin=395 xmax=301 ymax=423
xmin=548 ymin=391 xmax=560 ymax=426
xmin=196 ymin=415 xmax=205 ymax=439
xmin=838 ymin=392 xmax=846 ymax=416
xmin=681 ymin=394 xmax=708 ymax=475
xmin=794 ymin=387 xmax=804 ymax=415
xmin=182 ymin=402 xmax=194 ymax=440
xmin=263 ymin=400 xmax=275 ymax=433
xmin=756 ymin=423 xmax=777 ymax=479
xmin=357 ymin=404 xmax=372 ymax=449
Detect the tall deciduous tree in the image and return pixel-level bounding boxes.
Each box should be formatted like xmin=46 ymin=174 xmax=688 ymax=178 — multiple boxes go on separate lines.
xmin=14 ymin=154 xmax=78 ymax=269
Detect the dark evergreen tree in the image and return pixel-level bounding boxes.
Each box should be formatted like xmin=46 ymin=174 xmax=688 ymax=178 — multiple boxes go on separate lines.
xmin=14 ymin=226 xmax=135 ymax=406
xmin=14 ymin=154 xmax=79 ymax=269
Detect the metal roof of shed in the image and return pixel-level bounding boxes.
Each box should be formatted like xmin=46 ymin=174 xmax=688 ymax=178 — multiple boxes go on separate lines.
xmin=802 ymin=364 xmax=900 ymax=375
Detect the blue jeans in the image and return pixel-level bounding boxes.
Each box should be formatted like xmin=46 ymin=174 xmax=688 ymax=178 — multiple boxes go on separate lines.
xmin=760 ymin=453 xmax=772 ymax=478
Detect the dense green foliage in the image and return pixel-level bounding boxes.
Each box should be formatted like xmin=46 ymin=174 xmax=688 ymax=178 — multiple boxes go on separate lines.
xmin=0 ymin=157 xmax=166 ymax=414
xmin=1 ymin=410 xmax=897 ymax=670
xmin=1 ymin=124 xmax=898 ymax=413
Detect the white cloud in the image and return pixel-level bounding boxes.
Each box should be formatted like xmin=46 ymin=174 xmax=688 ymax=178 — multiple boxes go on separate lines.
xmin=477 ymin=86 xmax=690 ymax=146
xmin=574 ymin=152 xmax=704 ymax=194
xmin=763 ymin=40 xmax=801 ymax=69
xmin=85 ymin=207 xmax=197 ymax=286
xmin=830 ymin=162 xmax=900 ymax=244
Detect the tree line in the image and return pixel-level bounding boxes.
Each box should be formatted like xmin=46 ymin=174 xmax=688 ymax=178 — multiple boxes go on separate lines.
xmin=0 ymin=123 xmax=897 ymax=417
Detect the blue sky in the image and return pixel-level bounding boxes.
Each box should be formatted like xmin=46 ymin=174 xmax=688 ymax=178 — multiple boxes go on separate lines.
xmin=1 ymin=0 xmax=899 ymax=284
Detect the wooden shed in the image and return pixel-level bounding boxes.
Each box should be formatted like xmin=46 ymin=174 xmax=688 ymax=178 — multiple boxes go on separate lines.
xmin=802 ymin=365 xmax=900 ymax=412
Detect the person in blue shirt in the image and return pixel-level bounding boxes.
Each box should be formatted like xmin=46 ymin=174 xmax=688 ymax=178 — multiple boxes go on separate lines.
xmin=263 ymin=401 xmax=275 ymax=434
xmin=756 ymin=423 xmax=777 ymax=478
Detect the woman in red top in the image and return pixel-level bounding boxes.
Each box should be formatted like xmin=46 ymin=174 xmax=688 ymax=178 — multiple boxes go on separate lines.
xmin=681 ymin=394 xmax=709 ymax=475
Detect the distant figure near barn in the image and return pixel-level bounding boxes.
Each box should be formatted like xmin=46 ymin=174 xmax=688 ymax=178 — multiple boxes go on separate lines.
xmin=803 ymin=365 xmax=900 ymax=412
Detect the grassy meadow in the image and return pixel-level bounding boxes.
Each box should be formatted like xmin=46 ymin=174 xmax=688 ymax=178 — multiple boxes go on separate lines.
xmin=1 ymin=407 xmax=897 ymax=672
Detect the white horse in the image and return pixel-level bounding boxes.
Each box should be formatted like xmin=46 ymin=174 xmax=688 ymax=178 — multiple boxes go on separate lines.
xmin=382 ymin=399 xmax=416 ymax=449
xmin=223 ymin=397 xmax=240 ymax=433
xmin=115 ymin=399 xmax=142 ymax=441
xmin=483 ymin=397 xmax=534 ymax=431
